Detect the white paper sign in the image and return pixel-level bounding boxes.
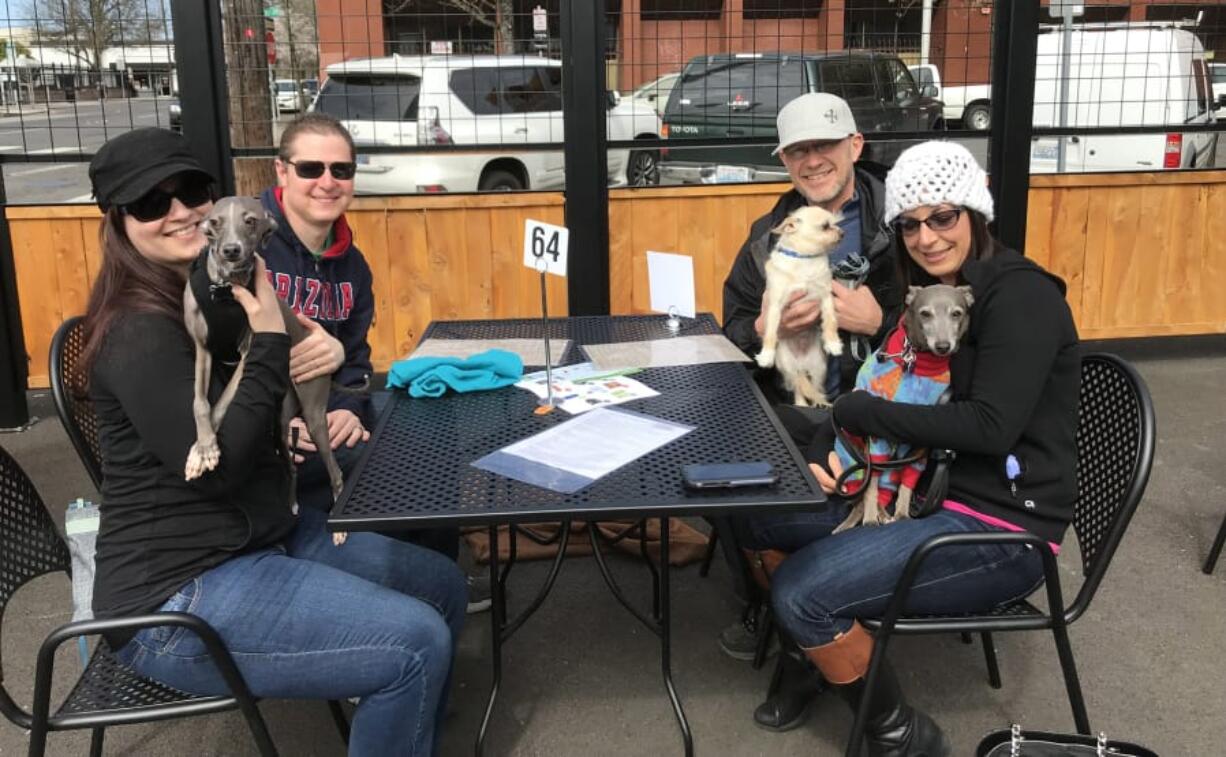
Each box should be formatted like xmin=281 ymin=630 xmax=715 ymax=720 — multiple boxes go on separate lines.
xmin=523 ymin=219 xmax=569 ymax=277
xmin=646 ymin=251 xmax=696 ymax=318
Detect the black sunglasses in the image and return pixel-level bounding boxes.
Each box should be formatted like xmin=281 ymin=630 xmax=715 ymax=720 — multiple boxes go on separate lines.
xmin=122 ymin=174 xmax=215 ymax=222
xmin=893 ymin=207 xmax=963 ymax=236
xmin=285 ymin=159 xmax=357 ymax=181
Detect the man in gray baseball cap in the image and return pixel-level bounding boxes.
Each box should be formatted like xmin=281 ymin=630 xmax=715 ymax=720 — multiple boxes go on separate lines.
xmin=715 ymin=92 xmax=903 ymax=729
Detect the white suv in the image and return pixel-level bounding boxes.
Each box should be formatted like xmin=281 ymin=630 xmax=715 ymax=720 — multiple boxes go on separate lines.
xmin=311 ymin=55 xmax=662 ymax=193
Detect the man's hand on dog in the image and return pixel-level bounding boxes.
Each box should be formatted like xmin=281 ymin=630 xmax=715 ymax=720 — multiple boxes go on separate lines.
xmin=810 ymin=452 xmax=844 ymax=495
xmin=832 ymin=281 xmax=884 ymax=336
xmin=756 ymin=290 xmax=821 ymax=339
xmin=288 ymin=410 xmax=369 ymax=462
xmin=230 ymin=257 xmax=286 ymax=334
xmin=289 ymin=315 xmax=344 ymax=383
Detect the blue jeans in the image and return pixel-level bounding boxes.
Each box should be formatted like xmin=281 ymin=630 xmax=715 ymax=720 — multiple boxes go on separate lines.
xmin=115 ymin=505 xmax=467 ymax=756
xmin=731 ymin=504 xmax=1045 ymax=648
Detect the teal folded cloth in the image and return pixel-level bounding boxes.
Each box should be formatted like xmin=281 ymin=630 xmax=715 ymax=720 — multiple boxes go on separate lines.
xmin=387 ymin=349 xmax=524 ymax=398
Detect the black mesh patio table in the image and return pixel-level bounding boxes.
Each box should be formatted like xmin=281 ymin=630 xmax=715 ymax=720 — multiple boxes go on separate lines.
xmin=329 ymin=314 xmax=825 ymax=756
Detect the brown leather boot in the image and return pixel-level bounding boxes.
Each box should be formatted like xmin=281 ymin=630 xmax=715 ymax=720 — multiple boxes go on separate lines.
xmin=742 ymin=548 xmax=788 ymax=591
xmin=802 ymin=623 xmax=949 ymax=756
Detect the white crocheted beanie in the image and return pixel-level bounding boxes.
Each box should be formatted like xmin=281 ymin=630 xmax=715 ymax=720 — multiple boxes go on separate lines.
xmin=883 ymin=141 xmax=994 ymax=224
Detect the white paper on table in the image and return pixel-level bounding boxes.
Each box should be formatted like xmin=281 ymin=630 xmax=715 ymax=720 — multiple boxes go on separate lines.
xmin=516 ymin=362 xmax=657 ymax=414
xmin=582 ymin=334 xmax=750 ymax=370
xmin=499 ymin=407 xmax=692 ymax=481
xmin=646 ymin=251 xmax=696 ymax=318
xmin=408 ymin=338 xmax=571 ymax=367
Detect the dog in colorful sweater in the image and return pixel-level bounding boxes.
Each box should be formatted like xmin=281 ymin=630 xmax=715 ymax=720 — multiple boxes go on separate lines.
xmin=833 ymin=284 xmax=974 ymax=532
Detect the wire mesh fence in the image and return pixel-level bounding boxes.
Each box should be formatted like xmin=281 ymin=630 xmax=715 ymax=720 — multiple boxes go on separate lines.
xmin=0 ymin=1 xmax=1223 ymax=203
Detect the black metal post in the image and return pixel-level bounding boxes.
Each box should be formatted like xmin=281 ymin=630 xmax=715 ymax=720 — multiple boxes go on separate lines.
xmin=560 ymin=0 xmax=610 ymax=315
xmin=170 ymin=0 xmax=236 ymax=195
xmin=987 ymin=0 xmax=1040 ymax=253
xmin=0 ymin=170 xmax=29 ymax=429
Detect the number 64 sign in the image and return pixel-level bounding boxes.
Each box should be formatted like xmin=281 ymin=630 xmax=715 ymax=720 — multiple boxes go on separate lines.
xmin=523 ymin=219 xmax=569 ymax=277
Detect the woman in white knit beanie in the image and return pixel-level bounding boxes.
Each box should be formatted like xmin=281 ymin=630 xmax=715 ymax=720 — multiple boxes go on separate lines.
xmin=752 ymin=140 xmax=1082 ymax=756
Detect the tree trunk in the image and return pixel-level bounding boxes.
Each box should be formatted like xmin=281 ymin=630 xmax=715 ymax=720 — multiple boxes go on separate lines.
xmin=222 ymin=0 xmax=276 ymax=195
xmin=495 ymin=0 xmax=514 ymax=54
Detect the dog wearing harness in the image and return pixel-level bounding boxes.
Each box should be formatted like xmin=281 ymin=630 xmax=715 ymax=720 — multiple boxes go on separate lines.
xmin=832 ymin=283 xmax=973 ymax=532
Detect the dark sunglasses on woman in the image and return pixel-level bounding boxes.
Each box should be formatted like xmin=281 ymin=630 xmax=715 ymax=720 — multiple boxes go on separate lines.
xmin=285 ymin=159 xmax=358 ymax=181
xmin=893 ymin=207 xmax=963 ymax=236
xmin=122 ymin=173 xmax=216 ymax=222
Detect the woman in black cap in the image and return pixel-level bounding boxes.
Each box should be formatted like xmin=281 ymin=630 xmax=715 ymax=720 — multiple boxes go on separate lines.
xmin=80 ymin=127 xmax=466 ymax=756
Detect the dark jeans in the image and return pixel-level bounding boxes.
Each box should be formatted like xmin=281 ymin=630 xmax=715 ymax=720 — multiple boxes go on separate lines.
xmin=731 ymin=504 xmax=1045 ymax=648
xmin=297 ymin=440 xmax=461 ymax=561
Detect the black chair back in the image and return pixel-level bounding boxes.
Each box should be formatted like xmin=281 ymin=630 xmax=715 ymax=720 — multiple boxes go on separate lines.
xmin=50 ymin=316 xmax=103 ymax=490
xmin=0 ymin=444 xmax=71 ymax=727
xmin=1066 ymin=353 xmax=1156 ymax=622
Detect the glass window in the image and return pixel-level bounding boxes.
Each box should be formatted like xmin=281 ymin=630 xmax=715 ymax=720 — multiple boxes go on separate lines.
xmin=641 ymin=0 xmax=722 ymax=21
xmin=819 ymin=60 xmax=877 ymax=102
xmin=674 ymin=58 xmax=805 ymax=117
xmin=878 ymin=59 xmax=918 ymax=103
xmin=499 ymin=67 xmax=557 ymax=113
xmin=1192 ymin=60 xmax=1210 ymax=116
xmin=450 ymin=68 xmax=502 ymax=115
xmin=313 ymin=75 xmax=420 ymax=121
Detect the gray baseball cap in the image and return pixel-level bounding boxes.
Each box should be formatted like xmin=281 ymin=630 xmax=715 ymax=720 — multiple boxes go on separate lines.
xmin=773 ymin=93 xmax=858 ymax=155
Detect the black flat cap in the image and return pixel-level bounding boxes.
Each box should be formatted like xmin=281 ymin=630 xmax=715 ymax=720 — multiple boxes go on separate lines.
xmin=89 ymin=128 xmax=216 ymax=211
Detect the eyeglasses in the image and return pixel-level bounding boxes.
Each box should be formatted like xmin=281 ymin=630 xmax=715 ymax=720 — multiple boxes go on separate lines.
xmin=893 ymin=207 xmax=963 ymax=237
xmin=122 ymin=174 xmax=215 ymax=222
xmin=285 ymin=159 xmax=357 ymax=181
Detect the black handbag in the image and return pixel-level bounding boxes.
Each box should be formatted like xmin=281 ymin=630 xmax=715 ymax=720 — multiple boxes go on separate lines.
xmin=977 ymin=724 xmax=1159 ymax=756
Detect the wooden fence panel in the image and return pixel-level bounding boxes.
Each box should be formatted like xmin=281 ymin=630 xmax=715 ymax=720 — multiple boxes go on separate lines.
xmin=9 ymin=171 xmax=1226 ymax=388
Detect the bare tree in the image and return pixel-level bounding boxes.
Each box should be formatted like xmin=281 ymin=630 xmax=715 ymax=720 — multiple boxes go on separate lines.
xmin=385 ymin=0 xmax=515 ymax=54
xmin=33 ymin=0 xmax=152 ymax=70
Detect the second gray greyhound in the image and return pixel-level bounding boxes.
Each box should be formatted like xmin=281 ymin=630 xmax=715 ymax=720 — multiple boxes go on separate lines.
xmin=183 ymin=196 xmax=360 ymax=543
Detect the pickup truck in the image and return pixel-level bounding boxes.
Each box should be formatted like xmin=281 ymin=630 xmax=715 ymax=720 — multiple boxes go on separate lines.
xmin=909 ymin=64 xmax=992 ymax=131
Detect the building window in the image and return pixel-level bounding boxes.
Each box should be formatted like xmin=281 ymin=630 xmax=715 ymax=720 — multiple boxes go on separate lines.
xmin=743 ymin=0 xmax=823 ymax=21
xmin=641 ymin=0 xmax=723 ymax=22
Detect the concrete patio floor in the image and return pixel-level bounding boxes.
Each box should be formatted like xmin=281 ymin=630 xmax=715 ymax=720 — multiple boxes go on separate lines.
xmin=1 ymin=339 xmax=1223 ymax=756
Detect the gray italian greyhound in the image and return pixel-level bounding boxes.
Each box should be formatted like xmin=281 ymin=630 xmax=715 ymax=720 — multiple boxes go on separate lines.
xmin=183 ymin=196 xmax=361 ymax=544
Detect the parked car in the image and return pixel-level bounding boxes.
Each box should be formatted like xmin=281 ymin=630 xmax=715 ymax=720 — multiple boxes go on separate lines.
xmin=275 ymin=79 xmax=305 ymax=112
xmin=1211 ymin=62 xmax=1226 ymax=120
xmin=168 ymin=98 xmax=181 ymax=131
xmin=629 ymin=72 xmax=679 ymax=117
xmin=658 ymin=51 xmax=943 ymax=183
xmin=1029 ymin=26 xmax=1220 ymax=172
xmin=908 ymin=63 xmax=992 ymax=130
xmin=311 ymin=55 xmax=662 ymax=193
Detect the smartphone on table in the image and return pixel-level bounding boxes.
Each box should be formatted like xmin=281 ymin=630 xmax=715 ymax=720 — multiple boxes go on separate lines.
xmin=681 ymin=461 xmax=778 ymax=490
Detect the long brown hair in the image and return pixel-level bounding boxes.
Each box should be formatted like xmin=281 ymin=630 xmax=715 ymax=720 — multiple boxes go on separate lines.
xmin=79 ymin=208 xmax=188 ymax=377
xmin=895 ymin=207 xmax=1002 ymax=288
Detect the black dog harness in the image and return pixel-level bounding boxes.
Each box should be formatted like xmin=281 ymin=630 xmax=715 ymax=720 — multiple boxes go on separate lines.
xmin=188 ymin=249 xmax=251 ymax=365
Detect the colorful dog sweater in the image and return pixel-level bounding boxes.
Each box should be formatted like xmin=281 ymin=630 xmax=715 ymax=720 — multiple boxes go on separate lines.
xmin=834 ymin=319 xmax=952 ymax=511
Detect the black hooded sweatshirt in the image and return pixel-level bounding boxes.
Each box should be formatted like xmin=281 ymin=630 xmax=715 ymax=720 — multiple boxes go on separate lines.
xmin=833 ymin=247 xmax=1081 ymax=544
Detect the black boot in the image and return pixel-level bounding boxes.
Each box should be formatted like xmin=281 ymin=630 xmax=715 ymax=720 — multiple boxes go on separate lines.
xmin=834 ymin=660 xmax=949 ymax=757
xmin=752 ymin=647 xmax=825 ymax=731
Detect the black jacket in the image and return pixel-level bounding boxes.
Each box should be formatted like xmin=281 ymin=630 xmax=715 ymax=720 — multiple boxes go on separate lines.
xmin=90 ymin=313 xmax=296 ymax=639
xmin=721 ymin=163 xmax=900 ymax=404
xmin=834 ymin=247 xmax=1081 ymax=544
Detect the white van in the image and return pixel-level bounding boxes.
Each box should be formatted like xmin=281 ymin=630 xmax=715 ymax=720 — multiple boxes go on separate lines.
xmin=1030 ymin=25 xmax=1218 ymax=172
xmin=311 ymin=55 xmax=662 ymax=193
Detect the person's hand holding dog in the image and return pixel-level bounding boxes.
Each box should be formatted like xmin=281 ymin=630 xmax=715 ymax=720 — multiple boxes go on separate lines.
xmin=287 ymin=410 xmax=369 ymax=463
xmin=231 ymin=256 xmax=286 ymax=335
xmin=289 ymin=314 xmax=344 ymax=383
xmin=810 ymin=453 xmax=844 ymax=495
xmin=755 ymin=290 xmax=821 ymax=339
xmin=832 ymin=281 xmax=883 ymax=336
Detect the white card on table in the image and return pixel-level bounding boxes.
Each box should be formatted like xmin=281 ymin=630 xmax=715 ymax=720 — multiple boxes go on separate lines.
xmin=646 ymin=251 xmax=696 ymax=318
xmin=523 ymin=219 xmax=570 ymax=277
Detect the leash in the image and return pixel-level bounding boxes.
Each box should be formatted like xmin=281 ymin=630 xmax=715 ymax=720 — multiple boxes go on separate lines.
xmin=831 ymin=253 xmax=873 ymax=362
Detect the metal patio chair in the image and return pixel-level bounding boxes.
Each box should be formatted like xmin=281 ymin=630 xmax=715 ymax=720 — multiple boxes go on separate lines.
xmin=845 ymin=353 xmax=1156 ymax=757
xmin=42 ymin=316 xmax=350 ymax=755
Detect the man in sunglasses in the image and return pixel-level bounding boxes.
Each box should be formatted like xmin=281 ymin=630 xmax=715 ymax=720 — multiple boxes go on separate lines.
xmin=258 ymin=112 xmax=374 ymax=513
xmin=714 ymin=93 xmax=904 ymax=722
